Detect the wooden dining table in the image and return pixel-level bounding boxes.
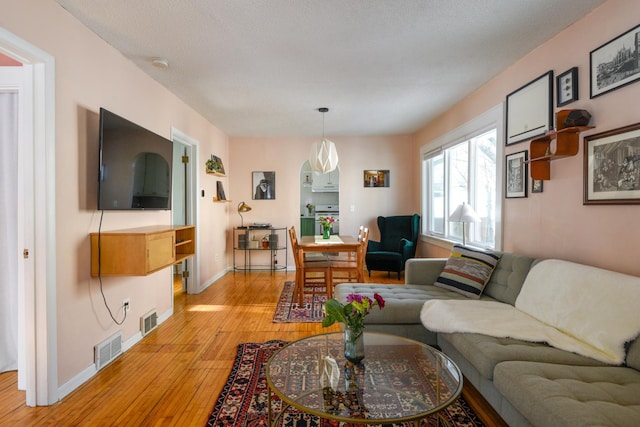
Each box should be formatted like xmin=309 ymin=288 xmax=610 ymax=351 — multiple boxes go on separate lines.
xmin=297 ymin=235 xmax=364 ymax=282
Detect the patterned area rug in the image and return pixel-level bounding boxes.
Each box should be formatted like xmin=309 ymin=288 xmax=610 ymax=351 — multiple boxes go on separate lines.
xmin=206 ymin=340 xmax=485 ymax=427
xmin=272 ymin=281 xmax=327 ymax=322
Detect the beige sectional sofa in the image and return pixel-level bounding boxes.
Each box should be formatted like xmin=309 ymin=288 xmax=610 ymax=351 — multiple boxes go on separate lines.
xmin=333 ymin=252 xmax=640 ymax=427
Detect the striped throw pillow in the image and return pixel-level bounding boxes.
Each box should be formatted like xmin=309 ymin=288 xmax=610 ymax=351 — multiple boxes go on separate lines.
xmin=434 ymin=245 xmax=501 ymax=299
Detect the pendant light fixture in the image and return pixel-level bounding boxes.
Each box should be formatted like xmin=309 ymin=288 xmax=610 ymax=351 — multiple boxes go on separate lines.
xmin=309 ymin=107 xmax=339 ymax=173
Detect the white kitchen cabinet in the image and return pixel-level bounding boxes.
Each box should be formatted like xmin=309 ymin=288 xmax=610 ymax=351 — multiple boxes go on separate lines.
xmin=311 ymin=170 xmax=339 ymax=192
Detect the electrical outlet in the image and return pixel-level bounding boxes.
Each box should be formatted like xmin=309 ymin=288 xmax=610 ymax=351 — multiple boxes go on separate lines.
xmin=123 ymin=298 xmax=130 ymax=315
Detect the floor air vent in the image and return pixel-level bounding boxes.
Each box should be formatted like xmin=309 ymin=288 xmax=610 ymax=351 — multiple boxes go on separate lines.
xmin=95 ymin=331 xmax=123 ymax=371
xmin=141 ymin=310 xmax=158 ymax=336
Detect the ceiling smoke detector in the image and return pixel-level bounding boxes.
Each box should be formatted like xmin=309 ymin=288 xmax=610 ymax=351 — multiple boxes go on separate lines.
xmin=151 ymin=57 xmax=169 ymax=69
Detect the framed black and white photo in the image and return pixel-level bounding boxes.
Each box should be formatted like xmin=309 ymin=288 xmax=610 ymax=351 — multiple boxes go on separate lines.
xmin=505 ymin=151 xmax=528 ymax=198
xmin=590 ymin=24 xmax=640 ymax=98
xmin=252 ymin=171 xmax=276 ymax=200
xmin=557 ymin=67 xmax=578 ymax=106
xmin=583 ymin=123 xmax=640 ymax=205
xmin=506 ymin=71 xmax=553 ymax=146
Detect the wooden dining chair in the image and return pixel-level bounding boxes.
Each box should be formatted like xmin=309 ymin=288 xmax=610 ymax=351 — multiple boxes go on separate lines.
xmin=288 ymin=227 xmax=333 ymax=305
xmin=330 ymin=227 xmax=369 ymax=288
xmin=327 ymin=225 xmax=364 ymax=261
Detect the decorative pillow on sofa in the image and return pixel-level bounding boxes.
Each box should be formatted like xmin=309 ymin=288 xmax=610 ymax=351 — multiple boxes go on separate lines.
xmin=434 ymin=245 xmax=501 ymax=299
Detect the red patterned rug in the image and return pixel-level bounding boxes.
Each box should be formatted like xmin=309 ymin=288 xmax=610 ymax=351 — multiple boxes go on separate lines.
xmin=272 ymin=281 xmax=327 ymax=322
xmin=206 ymin=340 xmax=485 ymax=427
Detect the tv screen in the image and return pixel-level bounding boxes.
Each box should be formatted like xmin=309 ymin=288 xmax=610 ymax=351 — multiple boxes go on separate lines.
xmin=98 ymin=108 xmax=173 ymax=210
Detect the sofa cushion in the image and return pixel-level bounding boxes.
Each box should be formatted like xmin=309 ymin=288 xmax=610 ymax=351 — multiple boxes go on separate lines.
xmin=494 ymin=361 xmax=640 ymax=427
xmin=482 ymin=252 xmax=537 ymax=305
xmin=438 ymin=333 xmax=606 ymax=381
xmin=333 ymin=283 xmax=470 ymax=324
xmin=627 ymin=337 xmax=640 ymax=370
xmin=434 ymin=245 xmax=501 ymax=299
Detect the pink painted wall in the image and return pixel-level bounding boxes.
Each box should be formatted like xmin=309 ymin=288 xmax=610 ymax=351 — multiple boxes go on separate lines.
xmin=228 ymin=134 xmax=416 ymax=266
xmin=1 ymin=0 xmax=229 ymax=387
xmin=415 ymin=0 xmax=640 ymax=276
xmin=0 ymin=52 xmax=21 ymax=65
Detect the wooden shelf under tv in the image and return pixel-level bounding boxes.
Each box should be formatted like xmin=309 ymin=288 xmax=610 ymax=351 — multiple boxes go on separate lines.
xmin=527 ymin=125 xmax=594 ymax=180
xmin=90 ymin=225 xmax=195 ymax=276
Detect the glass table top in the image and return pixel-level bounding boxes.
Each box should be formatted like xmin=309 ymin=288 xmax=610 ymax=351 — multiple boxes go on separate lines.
xmin=266 ymin=332 xmax=462 ymax=424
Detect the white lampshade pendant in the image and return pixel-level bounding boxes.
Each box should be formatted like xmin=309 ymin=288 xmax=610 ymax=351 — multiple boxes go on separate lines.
xmin=309 ymin=138 xmax=339 ymax=173
xmin=309 ymin=107 xmax=339 ymax=173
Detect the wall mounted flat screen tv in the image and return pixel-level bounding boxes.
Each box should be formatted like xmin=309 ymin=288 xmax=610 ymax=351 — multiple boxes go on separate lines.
xmin=98 ymin=108 xmax=173 ymax=210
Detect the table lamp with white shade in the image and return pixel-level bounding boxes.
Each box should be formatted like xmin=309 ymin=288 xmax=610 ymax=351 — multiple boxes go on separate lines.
xmin=448 ymin=202 xmax=480 ymax=246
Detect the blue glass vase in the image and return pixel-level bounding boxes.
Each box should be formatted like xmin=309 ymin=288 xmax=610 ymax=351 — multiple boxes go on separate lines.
xmin=344 ymin=326 xmax=365 ymax=364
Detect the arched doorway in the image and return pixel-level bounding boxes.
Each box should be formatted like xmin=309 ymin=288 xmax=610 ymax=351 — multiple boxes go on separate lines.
xmin=299 ymin=161 xmax=339 ymax=236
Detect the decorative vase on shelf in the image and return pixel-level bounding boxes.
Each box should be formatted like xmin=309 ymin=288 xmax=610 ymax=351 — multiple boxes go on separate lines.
xmin=322 ymin=225 xmax=331 ymax=239
xmin=344 ymin=325 xmax=365 ymax=364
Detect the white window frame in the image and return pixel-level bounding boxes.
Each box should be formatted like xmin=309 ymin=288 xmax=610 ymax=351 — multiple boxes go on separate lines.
xmin=420 ymin=104 xmax=504 ymax=250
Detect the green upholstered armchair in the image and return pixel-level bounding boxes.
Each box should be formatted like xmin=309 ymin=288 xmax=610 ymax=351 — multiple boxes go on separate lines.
xmin=365 ymin=214 xmax=420 ymax=279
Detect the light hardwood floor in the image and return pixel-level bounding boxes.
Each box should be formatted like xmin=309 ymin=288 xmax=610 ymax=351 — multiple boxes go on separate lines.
xmin=0 ymin=270 xmax=405 ymax=426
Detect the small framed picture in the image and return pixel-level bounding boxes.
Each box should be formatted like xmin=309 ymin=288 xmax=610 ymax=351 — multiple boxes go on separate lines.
xmin=583 ymin=123 xmax=640 ymax=204
xmin=556 ymin=67 xmax=578 ymax=107
xmin=363 ymin=170 xmax=390 ymax=187
xmin=532 ymin=179 xmax=543 ymax=194
xmin=505 ymin=151 xmax=528 ymax=198
xmin=252 ymin=171 xmax=276 ymax=200
xmin=216 ymin=181 xmax=226 ymax=200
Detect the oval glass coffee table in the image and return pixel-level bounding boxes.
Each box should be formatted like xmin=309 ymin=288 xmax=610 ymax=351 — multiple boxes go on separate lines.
xmin=266 ymin=332 xmax=462 ymax=426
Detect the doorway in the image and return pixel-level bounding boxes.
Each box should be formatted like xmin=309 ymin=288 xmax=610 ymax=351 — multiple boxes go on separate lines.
xmin=0 ymin=70 xmax=19 ymax=379
xmin=0 ymin=28 xmax=57 ymax=406
xmin=299 ymin=161 xmax=339 ymax=236
xmin=171 ymin=128 xmax=200 ymax=295
xmin=172 ymin=141 xmax=188 ymax=295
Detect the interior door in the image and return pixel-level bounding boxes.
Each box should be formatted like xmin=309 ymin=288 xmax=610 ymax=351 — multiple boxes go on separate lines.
xmin=172 ymin=142 xmax=188 ymax=292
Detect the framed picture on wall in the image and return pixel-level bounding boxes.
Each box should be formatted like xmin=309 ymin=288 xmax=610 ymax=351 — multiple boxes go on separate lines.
xmin=557 ymin=67 xmax=578 ymax=107
xmin=590 ymin=24 xmax=640 ymax=98
xmin=505 ymin=71 xmax=553 ymax=146
xmin=532 ymin=179 xmax=543 ymax=194
xmin=252 ymin=171 xmax=276 ymax=200
xmin=363 ymin=170 xmax=390 ymax=187
xmin=505 ymin=151 xmax=528 ymax=198
xmin=583 ymin=123 xmax=640 ymax=205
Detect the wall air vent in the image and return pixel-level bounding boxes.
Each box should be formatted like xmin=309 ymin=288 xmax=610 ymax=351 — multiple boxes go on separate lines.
xmin=141 ymin=310 xmax=158 ymax=336
xmin=94 ymin=331 xmax=123 ymax=371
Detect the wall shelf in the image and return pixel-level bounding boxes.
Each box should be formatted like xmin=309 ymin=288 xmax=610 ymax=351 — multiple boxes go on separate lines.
xmin=91 ymin=225 xmax=195 ymax=276
xmin=527 ymin=111 xmax=594 ymax=180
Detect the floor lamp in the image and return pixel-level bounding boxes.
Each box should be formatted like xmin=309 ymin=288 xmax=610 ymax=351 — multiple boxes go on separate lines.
xmin=448 ymin=202 xmax=480 ymax=246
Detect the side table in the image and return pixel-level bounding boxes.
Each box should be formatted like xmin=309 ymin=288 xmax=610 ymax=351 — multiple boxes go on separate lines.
xmin=266 ymin=332 xmax=462 ymax=426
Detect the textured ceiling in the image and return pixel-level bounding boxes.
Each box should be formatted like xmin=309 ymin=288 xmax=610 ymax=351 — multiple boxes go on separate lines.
xmin=56 ymin=0 xmax=604 ymax=137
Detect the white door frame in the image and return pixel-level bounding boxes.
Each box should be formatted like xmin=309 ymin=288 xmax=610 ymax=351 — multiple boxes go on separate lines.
xmin=170 ymin=128 xmax=200 ymax=294
xmin=0 ymin=28 xmax=57 ymax=406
